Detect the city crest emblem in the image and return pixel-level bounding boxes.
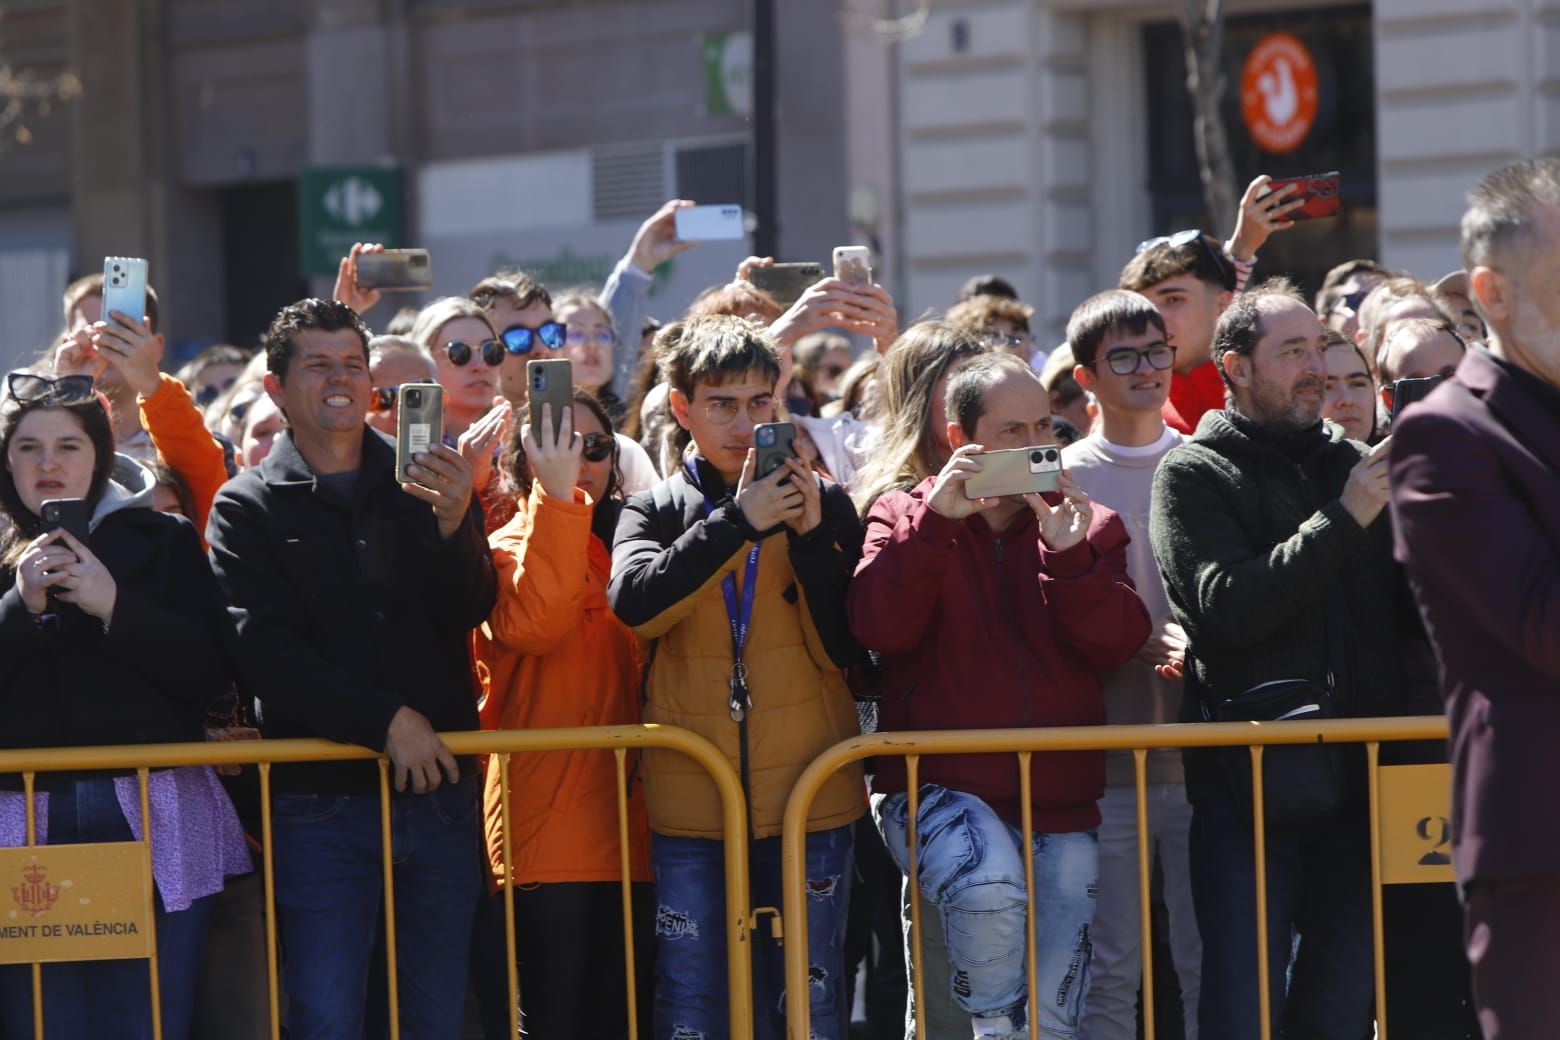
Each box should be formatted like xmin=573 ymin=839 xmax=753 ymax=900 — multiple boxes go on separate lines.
xmin=12 ymin=863 xmax=60 ymax=917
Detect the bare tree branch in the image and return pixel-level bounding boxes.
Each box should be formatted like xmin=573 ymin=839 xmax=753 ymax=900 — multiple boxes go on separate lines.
xmin=1178 ymin=0 xmax=1237 ymax=240
xmin=0 ymin=12 xmax=82 ymax=151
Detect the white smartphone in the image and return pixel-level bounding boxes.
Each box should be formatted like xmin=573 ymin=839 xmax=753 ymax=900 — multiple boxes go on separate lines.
xmin=101 ymin=257 xmax=149 ymax=326
xmin=832 ymin=246 xmax=873 ymax=287
xmin=674 ymin=204 xmax=745 ymax=242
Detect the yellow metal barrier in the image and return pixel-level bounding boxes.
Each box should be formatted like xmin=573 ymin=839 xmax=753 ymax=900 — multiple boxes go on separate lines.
xmin=779 ymin=716 xmax=1450 ymax=1040
xmin=0 ymin=724 xmax=755 ymax=1040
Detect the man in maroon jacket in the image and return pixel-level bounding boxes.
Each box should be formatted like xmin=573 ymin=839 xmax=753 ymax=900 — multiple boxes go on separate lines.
xmin=849 ymin=353 xmax=1151 ymax=1040
xmin=1390 ymin=158 xmax=1560 ymax=1040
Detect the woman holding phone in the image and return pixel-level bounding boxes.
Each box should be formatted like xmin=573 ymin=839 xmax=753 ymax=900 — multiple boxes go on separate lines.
xmin=0 ymin=372 xmax=249 ymax=1040
xmin=470 ymin=389 xmax=653 ymax=1040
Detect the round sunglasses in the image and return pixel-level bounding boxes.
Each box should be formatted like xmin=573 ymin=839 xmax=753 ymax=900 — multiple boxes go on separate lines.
xmin=501 ymin=322 xmax=567 ymax=355
xmin=444 ymin=339 xmax=504 ymax=368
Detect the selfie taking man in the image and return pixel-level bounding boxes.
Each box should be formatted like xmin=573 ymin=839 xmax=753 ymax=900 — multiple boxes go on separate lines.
xmin=1375 ymin=317 xmax=1467 ymax=417
xmin=1060 ymin=292 xmax=1201 ymax=1040
xmin=208 ymin=299 xmax=496 ymax=1039
xmin=608 ymin=315 xmax=865 ymax=1040
xmin=1391 ymin=159 xmax=1560 ymax=1038
xmin=1149 ymin=280 xmax=1410 ymax=1040
xmin=850 ymin=352 xmax=1150 ymax=1040
xmin=1119 ymin=177 xmax=1297 ymax=435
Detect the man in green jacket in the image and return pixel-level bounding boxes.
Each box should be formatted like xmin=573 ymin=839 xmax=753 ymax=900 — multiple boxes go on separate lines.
xmin=1148 ymin=278 xmax=1401 ymax=1040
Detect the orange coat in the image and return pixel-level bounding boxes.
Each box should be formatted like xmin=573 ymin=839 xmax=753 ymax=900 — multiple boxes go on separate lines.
xmin=472 ymin=483 xmax=652 ymax=887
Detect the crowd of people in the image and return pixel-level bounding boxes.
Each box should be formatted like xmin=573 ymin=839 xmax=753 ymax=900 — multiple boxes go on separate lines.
xmin=0 ymin=157 xmax=1555 ymax=1040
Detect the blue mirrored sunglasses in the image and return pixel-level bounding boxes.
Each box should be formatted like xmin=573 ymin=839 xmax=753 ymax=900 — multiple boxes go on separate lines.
xmin=501 ymin=322 xmax=567 ymax=355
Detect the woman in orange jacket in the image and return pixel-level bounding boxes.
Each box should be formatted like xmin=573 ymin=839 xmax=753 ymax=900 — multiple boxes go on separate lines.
xmin=471 ymin=389 xmax=654 ymax=1040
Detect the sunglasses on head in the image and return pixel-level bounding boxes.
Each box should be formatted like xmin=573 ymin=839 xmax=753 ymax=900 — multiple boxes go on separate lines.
xmin=444 ymin=339 xmax=504 ymax=368
xmin=1135 ymin=229 xmax=1233 ymax=285
xmin=501 ymin=322 xmax=567 ymax=355
xmin=7 ymin=373 xmax=96 ymax=407
xmin=581 ymin=432 xmax=614 ymax=463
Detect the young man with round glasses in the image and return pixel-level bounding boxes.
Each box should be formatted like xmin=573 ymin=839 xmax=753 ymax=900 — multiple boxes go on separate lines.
xmin=1061 ymin=290 xmax=1202 ymax=1040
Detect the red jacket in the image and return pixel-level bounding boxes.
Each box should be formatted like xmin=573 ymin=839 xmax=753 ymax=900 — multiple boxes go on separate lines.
xmin=848 ymin=478 xmax=1151 ymax=832
xmin=1161 ymin=360 xmax=1226 ymax=435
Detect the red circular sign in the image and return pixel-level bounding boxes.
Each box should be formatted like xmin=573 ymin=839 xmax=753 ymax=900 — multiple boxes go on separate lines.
xmin=1241 ymin=32 xmax=1319 ymax=155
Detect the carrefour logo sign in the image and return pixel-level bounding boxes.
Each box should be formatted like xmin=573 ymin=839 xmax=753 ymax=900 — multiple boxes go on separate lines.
xmin=323 ymin=176 xmax=385 ymax=227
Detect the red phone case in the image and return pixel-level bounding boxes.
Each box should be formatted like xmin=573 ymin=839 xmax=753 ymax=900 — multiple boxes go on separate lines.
xmin=1265 ymin=172 xmax=1340 ymax=221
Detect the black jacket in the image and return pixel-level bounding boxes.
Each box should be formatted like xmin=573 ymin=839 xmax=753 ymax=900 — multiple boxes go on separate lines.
xmin=0 ymin=491 xmax=229 ymax=789
xmin=207 ymin=428 xmax=496 ymax=794
xmin=1149 ymin=411 xmax=1420 ymax=802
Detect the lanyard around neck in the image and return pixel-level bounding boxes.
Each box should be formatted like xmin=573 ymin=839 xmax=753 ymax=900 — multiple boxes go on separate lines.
xmin=685 ymin=458 xmax=760 ymax=722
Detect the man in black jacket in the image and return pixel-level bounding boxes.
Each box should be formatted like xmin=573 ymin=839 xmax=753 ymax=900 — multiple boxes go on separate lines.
xmin=208 ymin=298 xmax=496 ymax=1040
xmin=1149 ymin=280 xmax=1399 ymax=1040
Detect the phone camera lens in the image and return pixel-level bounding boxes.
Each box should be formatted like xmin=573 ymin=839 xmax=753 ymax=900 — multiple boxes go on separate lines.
xmin=1045 ymin=449 xmax=1058 ymax=463
xmin=406 ymin=390 xmax=422 ymax=407
xmin=758 ymin=428 xmax=773 ymax=446
xmin=1029 ymin=450 xmax=1043 ymax=464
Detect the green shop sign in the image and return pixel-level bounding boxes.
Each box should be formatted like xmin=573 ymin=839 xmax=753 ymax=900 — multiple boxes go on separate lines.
xmin=297 ymin=166 xmax=403 ymax=277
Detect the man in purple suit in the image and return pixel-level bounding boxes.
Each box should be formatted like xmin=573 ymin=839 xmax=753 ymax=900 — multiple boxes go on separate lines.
xmin=1390 ymin=158 xmax=1560 ymax=1040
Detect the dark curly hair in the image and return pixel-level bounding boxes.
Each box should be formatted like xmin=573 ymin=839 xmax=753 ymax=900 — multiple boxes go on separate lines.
xmin=262 ymin=298 xmax=371 ymax=381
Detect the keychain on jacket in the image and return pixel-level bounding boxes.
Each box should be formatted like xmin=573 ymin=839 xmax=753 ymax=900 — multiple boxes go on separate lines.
xmin=685 ymin=457 xmax=761 ymax=722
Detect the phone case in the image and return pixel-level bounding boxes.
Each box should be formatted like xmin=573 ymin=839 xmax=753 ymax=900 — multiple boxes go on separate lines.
xmin=101 ymin=257 xmax=149 ymax=326
xmin=832 ymin=246 xmax=872 ymax=286
xmin=753 ymin=422 xmax=798 ymax=480
xmin=40 ymin=498 xmax=91 ymax=547
xmin=396 ymin=383 xmax=444 ymax=485
xmin=527 ymin=359 xmax=573 ymax=440
xmin=674 ymin=205 xmax=745 ymax=242
xmin=749 ymin=263 xmax=824 ymax=308
xmin=962 ymin=446 xmax=1063 ymax=500
xmin=356 ymin=250 xmax=433 ymax=292
xmin=1264 ymin=172 xmax=1340 ymax=221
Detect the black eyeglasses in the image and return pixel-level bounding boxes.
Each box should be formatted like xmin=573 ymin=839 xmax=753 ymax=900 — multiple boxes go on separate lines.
xmin=1329 ymin=289 xmax=1369 ymax=316
xmin=369 ymin=385 xmax=400 ymax=413
xmin=501 ymin=322 xmax=567 ymax=355
xmin=581 ymin=432 xmax=615 ymax=463
xmin=1135 ymin=229 xmax=1233 ymax=286
xmin=1096 ymin=343 xmax=1177 ymax=376
xmin=445 ymin=340 xmax=504 ymax=368
xmin=7 ymin=373 xmax=96 ymax=406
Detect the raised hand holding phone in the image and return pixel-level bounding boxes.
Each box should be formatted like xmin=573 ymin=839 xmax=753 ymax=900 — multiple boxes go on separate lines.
xmin=16 ymin=530 xmax=81 ymax=616
xmin=1229 ymin=175 xmax=1306 ymax=260
xmin=402 ymin=443 xmax=476 ymax=541
xmin=42 ymin=529 xmax=117 ymax=622
xmin=1024 ymin=470 xmax=1093 ymax=551
xmin=926 ymin=444 xmax=1002 ymax=521
xmin=334 ymin=242 xmax=385 ymax=315
xmin=734 ymin=449 xmax=804 ymax=533
xmin=93 ymin=311 xmax=164 ymax=398
xmin=780 ymin=457 xmax=822 ymax=536
xmin=520 ymin=402 xmax=583 ymax=500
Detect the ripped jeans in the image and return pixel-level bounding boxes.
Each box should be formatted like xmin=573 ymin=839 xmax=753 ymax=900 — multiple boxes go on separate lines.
xmin=873 ymin=787 xmax=1098 ymax=1039
xmin=651 ymin=825 xmax=853 ymax=1040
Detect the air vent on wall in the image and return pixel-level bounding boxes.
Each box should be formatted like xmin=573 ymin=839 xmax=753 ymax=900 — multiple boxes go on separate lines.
xmin=591 ymin=142 xmax=667 ymax=221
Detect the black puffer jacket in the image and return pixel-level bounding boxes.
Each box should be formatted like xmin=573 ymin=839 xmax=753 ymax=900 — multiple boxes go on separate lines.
xmin=0 ymin=457 xmax=229 ymax=785
xmin=1149 ymin=411 xmax=1422 ymax=802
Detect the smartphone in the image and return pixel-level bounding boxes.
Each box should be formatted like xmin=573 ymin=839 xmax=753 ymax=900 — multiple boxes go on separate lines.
xmin=395 ymin=382 xmax=444 ymax=485
xmin=1390 ymin=374 xmax=1445 ymax=423
xmin=749 ymin=263 xmax=825 ymax=308
xmin=674 ymin=205 xmax=745 ymax=242
xmin=101 ymin=257 xmax=149 ymax=326
xmin=753 ymin=422 xmax=798 ymax=481
xmin=1260 ymin=171 xmax=1341 ymax=221
xmin=40 ymin=498 xmax=90 ymax=548
xmin=832 ymin=246 xmax=873 ymax=287
xmin=962 ymin=445 xmax=1063 ymax=500
xmin=356 ymin=249 xmax=433 ymax=292
xmin=527 ymin=358 xmax=573 ymax=441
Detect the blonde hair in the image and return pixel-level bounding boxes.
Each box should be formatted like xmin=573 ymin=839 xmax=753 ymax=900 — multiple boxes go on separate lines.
xmin=852 ymin=322 xmax=988 ymax=513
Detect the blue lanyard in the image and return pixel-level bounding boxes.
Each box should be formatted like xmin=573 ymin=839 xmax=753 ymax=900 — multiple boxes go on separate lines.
xmin=685 ymin=458 xmax=760 ymax=721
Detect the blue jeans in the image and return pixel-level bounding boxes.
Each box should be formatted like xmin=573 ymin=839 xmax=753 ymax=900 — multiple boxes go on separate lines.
xmin=873 ymin=787 xmax=1098 ymax=1039
xmin=651 ymin=825 xmax=853 ymax=1040
xmin=270 ymin=779 xmax=483 ymax=1040
xmin=1189 ymin=796 xmax=1373 ymax=1040
xmin=0 ymin=779 xmax=215 ymax=1040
